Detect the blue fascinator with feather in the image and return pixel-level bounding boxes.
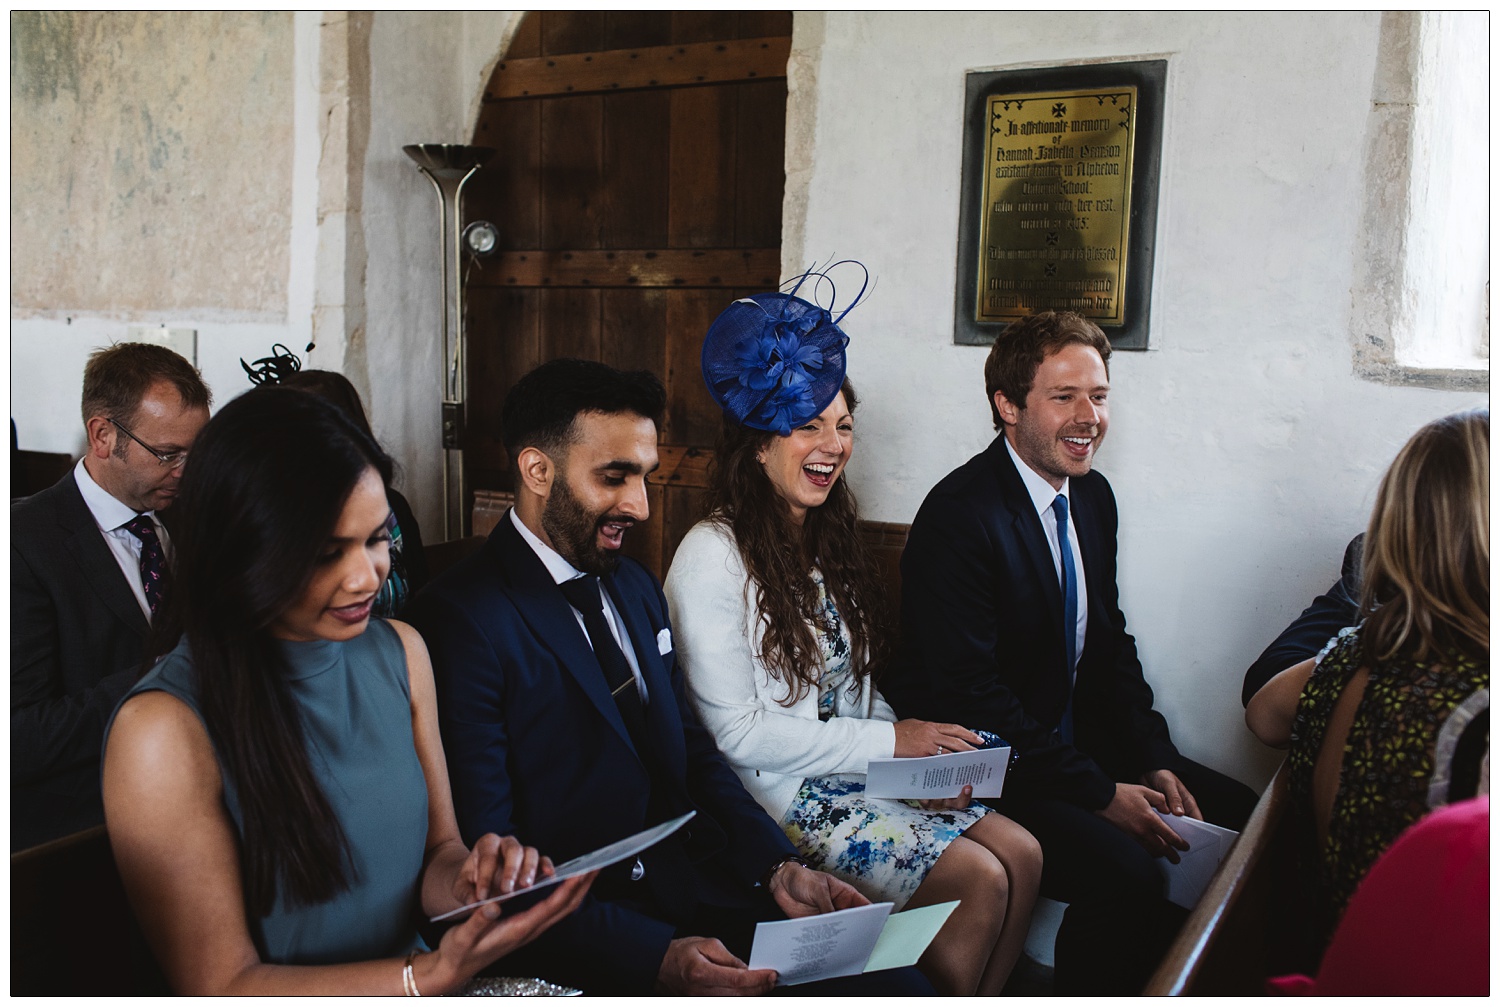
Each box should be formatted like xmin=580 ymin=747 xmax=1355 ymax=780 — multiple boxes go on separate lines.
xmin=700 ymin=261 xmax=870 ymax=435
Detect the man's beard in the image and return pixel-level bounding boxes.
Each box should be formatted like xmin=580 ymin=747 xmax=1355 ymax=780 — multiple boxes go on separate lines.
xmin=542 ymin=475 xmax=630 ymax=576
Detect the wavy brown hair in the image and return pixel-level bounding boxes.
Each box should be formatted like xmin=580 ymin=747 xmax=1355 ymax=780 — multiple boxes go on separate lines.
xmin=703 ymin=379 xmax=889 ymax=703
xmin=1359 ymin=408 xmax=1488 ymax=665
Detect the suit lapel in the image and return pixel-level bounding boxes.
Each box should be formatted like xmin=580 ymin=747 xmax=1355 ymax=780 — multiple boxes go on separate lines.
xmin=1071 ymin=480 xmax=1107 ymax=627
xmin=55 ymin=477 xmax=151 ymax=639
xmin=489 ymin=519 xmax=640 ymax=758
xmin=988 ymin=438 xmax=1065 ymax=625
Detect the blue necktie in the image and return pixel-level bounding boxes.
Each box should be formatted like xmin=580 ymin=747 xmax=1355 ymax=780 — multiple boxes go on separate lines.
xmin=1051 ymin=494 xmax=1077 ymax=744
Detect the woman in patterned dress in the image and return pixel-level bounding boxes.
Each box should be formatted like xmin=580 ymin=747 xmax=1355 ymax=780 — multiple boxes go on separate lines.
xmin=1246 ymin=408 xmax=1488 ymax=953
xmin=666 ymin=376 xmax=1043 ymax=996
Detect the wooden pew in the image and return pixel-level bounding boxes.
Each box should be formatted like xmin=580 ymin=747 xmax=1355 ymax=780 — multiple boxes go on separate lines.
xmin=1144 ymin=761 xmax=1304 ymax=995
xmin=12 ymin=448 xmax=73 ymax=500
xmin=857 ymin=520 xmax=912 ymax=627
xmin=425 ymin=534 xmax=488 ymax=580
xmin=10 ymin=825 xmax=169 ymax=994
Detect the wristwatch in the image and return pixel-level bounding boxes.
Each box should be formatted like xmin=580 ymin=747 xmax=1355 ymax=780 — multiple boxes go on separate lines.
xmin=758 ymin=853 xmax=811 ymax=889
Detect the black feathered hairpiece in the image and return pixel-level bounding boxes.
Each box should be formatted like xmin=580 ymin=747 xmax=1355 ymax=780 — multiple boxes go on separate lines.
xmin=241 ymin=342 xmax=315 ymax=386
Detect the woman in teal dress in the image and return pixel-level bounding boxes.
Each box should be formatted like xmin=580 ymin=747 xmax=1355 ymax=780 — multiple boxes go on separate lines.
xmin=665 ymin=280 xmax=1042 ymax=995
xmin=103 ymin=387 xmax=592 ymax=994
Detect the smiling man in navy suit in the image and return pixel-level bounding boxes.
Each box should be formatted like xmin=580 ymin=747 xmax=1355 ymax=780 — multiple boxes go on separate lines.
xmin=407 ymin=359 xmax=931 ymax=996
xmin=885 ymin=312 xmax=1257 ymax=994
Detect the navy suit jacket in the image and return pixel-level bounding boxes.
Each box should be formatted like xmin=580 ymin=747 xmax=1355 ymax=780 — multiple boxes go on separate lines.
xmin=11 ymin=470 xmax=152 ymax=849
xmin=405 ymin=515 xmax=795 ymax=992
xmin=1240 ymin=534 xmax=1362 ymax=706
xmin=884 ymin=436 xmax=1182 ymax=811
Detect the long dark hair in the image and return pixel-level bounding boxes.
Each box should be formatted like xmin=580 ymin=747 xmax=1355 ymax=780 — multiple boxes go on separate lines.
xmin=153 ymin=386 xmax=394 ymax=916
xmin=702 ymin=379 xmax=888 ymax=703
xmin=1360 ymin=408 xmax=1488 ymax=664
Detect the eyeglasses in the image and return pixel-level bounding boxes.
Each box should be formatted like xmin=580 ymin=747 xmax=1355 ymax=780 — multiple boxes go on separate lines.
xmin=110 ymin=418 xmax=190 ymax=469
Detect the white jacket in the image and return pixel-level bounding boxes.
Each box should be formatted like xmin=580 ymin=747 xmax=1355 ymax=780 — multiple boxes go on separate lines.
xmin=663 ymin=520 xmax=897 ymax=820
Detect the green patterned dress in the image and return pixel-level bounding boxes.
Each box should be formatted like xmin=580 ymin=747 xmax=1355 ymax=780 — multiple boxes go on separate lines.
xmin=1288 ymin=626 xmax=1488 ymax=946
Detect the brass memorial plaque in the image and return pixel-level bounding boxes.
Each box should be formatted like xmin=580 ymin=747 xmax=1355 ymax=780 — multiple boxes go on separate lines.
xmin=977 ymin=87 xmax=1137 ymax=326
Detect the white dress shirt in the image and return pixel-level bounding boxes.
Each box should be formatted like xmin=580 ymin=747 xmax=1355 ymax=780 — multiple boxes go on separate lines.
xmin=509 ymin=508 xmax=650 ymax=702
xmin=1005 ymin=437 xmax=1087 ymax=674
xmin=73 ymin=457 xmax=170 ymax=622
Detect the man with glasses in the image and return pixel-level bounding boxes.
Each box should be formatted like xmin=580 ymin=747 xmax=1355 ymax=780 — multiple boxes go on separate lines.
xmin=12 ymin=342 xmax=211 ymax=849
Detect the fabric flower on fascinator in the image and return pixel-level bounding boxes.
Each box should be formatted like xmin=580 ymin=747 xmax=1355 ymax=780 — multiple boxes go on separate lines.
xmin=701 ymin=261 xmax=869 ymax=435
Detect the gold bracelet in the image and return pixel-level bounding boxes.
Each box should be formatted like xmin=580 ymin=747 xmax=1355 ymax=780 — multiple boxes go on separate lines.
xmin=403 ymin=950 xmax=422 ymax=996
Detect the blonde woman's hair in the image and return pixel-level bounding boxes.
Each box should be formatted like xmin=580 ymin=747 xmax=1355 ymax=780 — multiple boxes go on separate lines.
xmin=1359 ymin=408 xmax=1488 ymax=664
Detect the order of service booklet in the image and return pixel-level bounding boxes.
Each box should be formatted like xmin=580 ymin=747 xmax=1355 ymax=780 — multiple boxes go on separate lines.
xmin=747 ymin=900 xmax=960 ymax=986
xmin=864 ymin=746 xmax=1011 ymax=800
xmin=1153 ymin=810 xmax=1241 ymax=909
xmin=430 ymin=811 xmax=695 ymax=922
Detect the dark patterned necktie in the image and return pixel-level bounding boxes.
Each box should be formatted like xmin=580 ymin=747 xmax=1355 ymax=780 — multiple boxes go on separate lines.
xmin=558 ymin=574 xmax=649 ymax=747
xmin=124 ymin=514 xmax=168 ymax=617
xmin=558 ymin=575 xmax=697 ymax=923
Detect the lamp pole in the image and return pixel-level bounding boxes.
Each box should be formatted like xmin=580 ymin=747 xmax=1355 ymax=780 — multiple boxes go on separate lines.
xmin=402 ymin=143 xmax=494 ymax=540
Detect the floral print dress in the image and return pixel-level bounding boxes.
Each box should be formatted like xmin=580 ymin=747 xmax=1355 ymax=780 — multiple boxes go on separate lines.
xmin=1288 ymin=626 xmax=1488 ymax=947
xmin=778 ymin=571 xmax=988 ymax=910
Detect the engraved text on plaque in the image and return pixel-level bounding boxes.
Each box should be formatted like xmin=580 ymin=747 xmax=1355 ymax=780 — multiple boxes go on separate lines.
xmin=977 ymin=87 xmax=1137 ymax=326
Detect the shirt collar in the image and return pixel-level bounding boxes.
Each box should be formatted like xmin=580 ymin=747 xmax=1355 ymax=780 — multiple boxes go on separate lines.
xmin=509 ymin=508 xmax=586 ymax=586
xmin=73 ymin=456 xmax=150 ymax=533
xmin=1004 ymin=435 xmax=1070 ymax=519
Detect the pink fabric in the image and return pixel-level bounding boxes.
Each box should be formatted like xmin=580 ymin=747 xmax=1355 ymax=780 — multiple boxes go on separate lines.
xmin=1268 ymin=796 xmax=1489 ymax=995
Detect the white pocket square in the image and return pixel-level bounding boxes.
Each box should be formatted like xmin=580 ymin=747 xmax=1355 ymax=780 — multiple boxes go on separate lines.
xmin=656 ymin=628 xmax=673 ymax=655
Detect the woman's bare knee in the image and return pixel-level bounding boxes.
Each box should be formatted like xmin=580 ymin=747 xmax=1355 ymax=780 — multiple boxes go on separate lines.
xmin=966 ymin=812 xmax=1043 ymax=878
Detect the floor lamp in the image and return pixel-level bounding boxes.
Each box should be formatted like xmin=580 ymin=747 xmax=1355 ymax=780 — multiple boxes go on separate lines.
xmin=402 ymin=143 xmax=494 ymax=540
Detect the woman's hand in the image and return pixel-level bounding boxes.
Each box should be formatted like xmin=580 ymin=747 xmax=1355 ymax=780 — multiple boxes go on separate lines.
xmin=453 ymin=833 xmax=549 ymax=906
xmin=410 ymin=833 xmax=593 ymax=995
xmin=422 ymin=869 xmax=597 ymax=994
xmin=918 ymin=784 xmax=974 ymax=811
xmin=893 ymin=719 xmax=983 ymax=758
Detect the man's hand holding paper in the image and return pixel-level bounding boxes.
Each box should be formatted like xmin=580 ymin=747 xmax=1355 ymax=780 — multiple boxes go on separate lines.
xmin=769 ymin=861 xmax=872 ymax=918
xmin=1152 ymin=811 xmax=1240 ymax=908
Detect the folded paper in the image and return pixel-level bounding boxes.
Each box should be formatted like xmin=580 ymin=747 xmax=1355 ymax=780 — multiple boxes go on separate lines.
xmin=865 ymin=746 xmax=1011 ymax=800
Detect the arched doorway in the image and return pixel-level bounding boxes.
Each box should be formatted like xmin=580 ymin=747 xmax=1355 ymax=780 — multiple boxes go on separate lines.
xmin=464 ymin=11 xmax=792 ymax=580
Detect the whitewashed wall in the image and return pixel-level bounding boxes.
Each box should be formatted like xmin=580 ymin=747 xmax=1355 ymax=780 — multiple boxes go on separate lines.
xmin=360 ymin=11 xmax=518 ymax=534
xmin=9 ymin=11 xmax=313 ymax=458
xmin=8 ymin=11 xmax=519 ymax=543
xmin=786 ymin=11 xmax=1488 ymax=789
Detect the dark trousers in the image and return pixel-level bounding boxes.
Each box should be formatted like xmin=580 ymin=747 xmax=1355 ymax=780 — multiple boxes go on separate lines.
xmin=998 ymin=756 xmax=1260 ymax=995
xmin=490 ymin=887 xmax=935 ymax=996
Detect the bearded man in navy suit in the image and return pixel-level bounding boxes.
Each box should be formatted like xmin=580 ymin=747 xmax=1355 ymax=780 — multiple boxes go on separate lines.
xmin=406 ymin=359 xmax=931 ymax=997
xmin=884 ymin=312 xmax=1257 ymax=995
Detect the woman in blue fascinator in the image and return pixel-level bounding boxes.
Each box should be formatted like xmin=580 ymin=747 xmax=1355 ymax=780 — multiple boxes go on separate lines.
xmin=664 ymin=265 xmax=1043 ymax=995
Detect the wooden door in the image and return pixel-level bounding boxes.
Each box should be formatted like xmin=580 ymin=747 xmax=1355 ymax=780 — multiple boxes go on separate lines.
xmin=465 ymin=11 xmax=791 ymax=581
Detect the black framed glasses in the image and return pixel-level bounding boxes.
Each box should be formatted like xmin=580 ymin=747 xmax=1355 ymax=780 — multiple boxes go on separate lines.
xmin=110 ymin=418 xmax=190 ymax=468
